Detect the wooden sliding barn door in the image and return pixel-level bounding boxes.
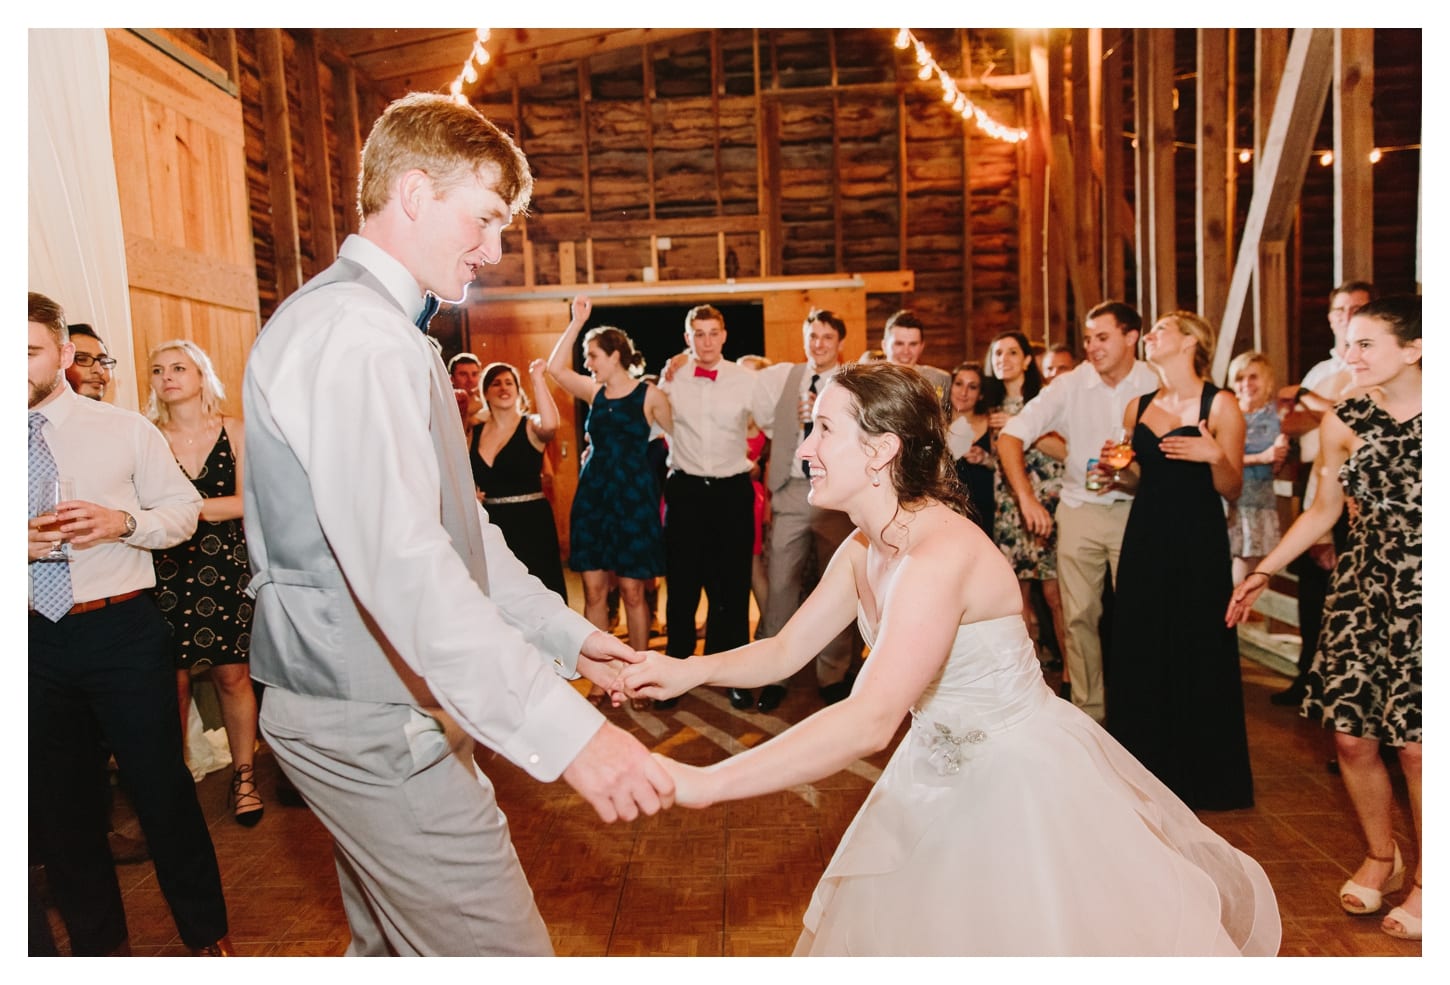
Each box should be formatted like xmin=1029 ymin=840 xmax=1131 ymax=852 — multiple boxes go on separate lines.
xmin=107 ymin=29 xmax=259 ymax=415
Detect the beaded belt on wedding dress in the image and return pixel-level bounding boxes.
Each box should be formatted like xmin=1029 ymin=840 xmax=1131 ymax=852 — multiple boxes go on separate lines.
xmin=483 ymin=492 xmax=545 ymax=505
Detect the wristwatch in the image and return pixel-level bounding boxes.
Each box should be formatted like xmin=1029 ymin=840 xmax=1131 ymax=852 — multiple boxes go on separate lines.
xmin=119 ymin=511 xmax=137 ymax=539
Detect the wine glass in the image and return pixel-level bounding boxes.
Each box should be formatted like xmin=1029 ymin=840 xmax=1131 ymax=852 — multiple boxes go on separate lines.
xmin=1102 ymin=428 xmax=1135 ymax=482
xmin=35 ymin=477 xmax=76 ymax=562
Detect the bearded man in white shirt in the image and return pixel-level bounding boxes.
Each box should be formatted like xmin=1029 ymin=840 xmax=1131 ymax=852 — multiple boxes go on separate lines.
xmin=242 ymin=92 xmax=672 ymax=956
xmin=997 ymin=300 xmax=1158 ymax=723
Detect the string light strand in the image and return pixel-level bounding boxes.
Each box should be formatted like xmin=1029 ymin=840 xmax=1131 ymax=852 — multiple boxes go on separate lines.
xmin=895 ymin=28 xmax=1027 ymax=144
xmin=449 ymin=28 xmax=492 ymax=105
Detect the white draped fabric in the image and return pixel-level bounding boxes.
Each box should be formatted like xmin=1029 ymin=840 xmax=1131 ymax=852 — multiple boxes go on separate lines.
xmin=29 ymin=28 xmax=137 ymax=411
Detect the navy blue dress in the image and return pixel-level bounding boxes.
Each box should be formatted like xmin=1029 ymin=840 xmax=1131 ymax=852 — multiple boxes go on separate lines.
xmin=568 ymin=383 xmax=665 ymax=579
xmin=1106 ymin=384 xmax=1254 ymax=810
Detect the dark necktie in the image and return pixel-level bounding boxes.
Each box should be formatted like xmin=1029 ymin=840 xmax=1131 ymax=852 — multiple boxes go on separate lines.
xmin=29 ymin=411 xmax=74 ymax=621
xmin=414 ymin=293 xmax=440 ymax=332
xmin=694 ymin=366 xmax=718 ymax=381
xmin=800 ymin=373 xmax=820 ymax=478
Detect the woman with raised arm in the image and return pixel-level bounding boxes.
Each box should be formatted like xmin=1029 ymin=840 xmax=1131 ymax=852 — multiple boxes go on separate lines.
xmin=467 ymin=359 xmax=568 ymax=601
xmin=620 ymin=363 xmax=1279 ymax=956
xmin=1103 ymin=310 xmax=1252 ymax=811
xmin=1228 ymin=296 xmax=1422 ymax=941
xmin=547 ymin=295 xmax=673 ymax=698
xmin=147 ymin=340 xmax=261 ymax=826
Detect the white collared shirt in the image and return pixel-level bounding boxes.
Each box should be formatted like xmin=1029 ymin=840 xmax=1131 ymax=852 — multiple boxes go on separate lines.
xmin=243 ymin=233 xmax=601 ymax=781
xmin=1000 ymin=360 xmax=1161 ymax=509
xmin=29 ymin=385 xmax=202 ymax=605
xmin=658 ymin=357 xmax=755 ymax=476
xmin=1298 ymin=348 xmax=1352 ymax=506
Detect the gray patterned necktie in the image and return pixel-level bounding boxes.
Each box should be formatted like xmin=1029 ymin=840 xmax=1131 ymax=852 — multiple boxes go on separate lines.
xmin=800 ymin=373 xmax=819 ymax=478
xmin=29 ymin=411 xmax=73 ymax=621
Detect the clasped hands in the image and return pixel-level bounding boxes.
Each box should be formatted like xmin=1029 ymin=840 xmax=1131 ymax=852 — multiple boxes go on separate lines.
xmin=571 ymin=634 xmax=713 ymax=813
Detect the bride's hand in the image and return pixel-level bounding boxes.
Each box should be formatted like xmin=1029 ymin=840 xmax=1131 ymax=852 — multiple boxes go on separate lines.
xmin=619 ymin=650 xmax=700 ymax=701
xmin=653 ymin=754 xmax=715 ymax=809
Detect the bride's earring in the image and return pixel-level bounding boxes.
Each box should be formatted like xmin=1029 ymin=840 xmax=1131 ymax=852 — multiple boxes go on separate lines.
xmin=871 ymin=471 xmax=881 ymax=487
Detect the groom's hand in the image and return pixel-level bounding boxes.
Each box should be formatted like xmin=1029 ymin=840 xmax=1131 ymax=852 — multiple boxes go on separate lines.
xmin=562 ymin=722 xmax=675 ymax=822
xmin=577 ymin=631 xmax=643 ymax=706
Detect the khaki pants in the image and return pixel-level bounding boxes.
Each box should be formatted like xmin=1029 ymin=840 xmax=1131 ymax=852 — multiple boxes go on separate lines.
xmin=1054 ymin=500 xmax=1132 ymax=722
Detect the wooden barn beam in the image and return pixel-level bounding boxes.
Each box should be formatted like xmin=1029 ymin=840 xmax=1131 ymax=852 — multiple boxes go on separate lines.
xmin=1333 ymin=28 xmax=1375 ymax=284
xmin=207 ymin=29 xmax=239 ymax=88
xmin=1035 ymin=33 xmax=1069 ymax=338
xmin=329 ymin=58 xmax=361 ymax=238
xmin=1133 ymin=28 xmax=1177 ymax=320
xmin=1252 ymin=28 xmax=1289 ymax=353
xmin=257 ymin=28 xmax=303 ymax=300
xmin=757 ymin=31 xmax=781 ymax=277
xmin=1196 ymin=29 xmax=1232 ymax=327
xmin=1101 ymin=28 xmax=1128 ymax=302
xmin=1015 ymin=34 xmax=1044 ymax=338
xmin=958 ymin=28 xmax=975 ymax=356
xmin=295 ymin=30 xmax=337 ymax=270
xmin=1070 ymin=28 xmax=1103 ymax=338
xmin=1213 ymin=28 xmax=1335 ymax=384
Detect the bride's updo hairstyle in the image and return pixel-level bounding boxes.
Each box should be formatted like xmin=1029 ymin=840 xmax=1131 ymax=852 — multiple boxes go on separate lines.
xmin=831 ymin=363 xmax=972 ymax=521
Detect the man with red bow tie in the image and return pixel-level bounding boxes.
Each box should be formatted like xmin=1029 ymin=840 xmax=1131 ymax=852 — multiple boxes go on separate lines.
xmin=656 ymin=305 xmax=757 ymax=708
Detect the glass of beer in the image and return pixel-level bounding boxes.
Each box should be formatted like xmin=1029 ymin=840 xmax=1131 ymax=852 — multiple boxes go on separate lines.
xmin=1102 ymin=428 xmax=1135 ymax=481
xmin=34 ymin=477 xmax=75 ymax=562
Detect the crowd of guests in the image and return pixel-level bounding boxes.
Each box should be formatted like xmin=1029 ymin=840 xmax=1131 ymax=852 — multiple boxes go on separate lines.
xmin=30 ymin=267 xmax=1421 ymax=950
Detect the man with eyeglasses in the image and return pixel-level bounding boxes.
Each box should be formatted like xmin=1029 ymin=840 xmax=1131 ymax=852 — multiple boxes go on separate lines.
xmin=64 ymin=324 xmax=116 ymax=401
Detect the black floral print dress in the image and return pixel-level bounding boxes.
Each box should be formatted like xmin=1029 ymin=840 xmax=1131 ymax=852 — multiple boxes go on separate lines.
xmin=153 ymin=427 xmax=253 ymax=669
xmin=1302 ymin=395 xmax=1421 ymax=745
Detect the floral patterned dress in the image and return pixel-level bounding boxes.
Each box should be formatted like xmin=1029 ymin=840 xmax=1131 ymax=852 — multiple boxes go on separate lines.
xmin=1302 ymin=395 xmax=1421 ymax=744
xmin=1226 ymin=403 xmax=1281 ymax=558
xmin=992 ymin=394 xmax=1064 ymax=579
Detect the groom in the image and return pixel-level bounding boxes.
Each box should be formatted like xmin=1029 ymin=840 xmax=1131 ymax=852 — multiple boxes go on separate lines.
xmin=242 ymin=92 xmax=673 ymax=955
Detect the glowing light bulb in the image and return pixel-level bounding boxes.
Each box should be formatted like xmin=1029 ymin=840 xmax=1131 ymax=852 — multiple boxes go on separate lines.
xmin=1238 ymin=148 xmax=1252 ymax=164
xmin=1369 ymin=147 xmax=1383 ymax=163
xmin=895 ymin=28 xmax=911 ymax=49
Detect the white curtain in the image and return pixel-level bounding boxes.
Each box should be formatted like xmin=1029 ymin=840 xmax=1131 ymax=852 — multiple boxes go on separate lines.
xmin=29 ymin=28 xmax=138 ymax=411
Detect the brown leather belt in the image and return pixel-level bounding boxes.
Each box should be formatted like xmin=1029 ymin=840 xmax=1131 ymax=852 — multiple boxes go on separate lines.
xmin=67 ymin=589 xmax=144 ymax=616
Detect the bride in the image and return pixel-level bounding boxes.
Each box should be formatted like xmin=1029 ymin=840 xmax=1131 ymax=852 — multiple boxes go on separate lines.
xmin=618 ymin=363 xmax=1281 ymax=956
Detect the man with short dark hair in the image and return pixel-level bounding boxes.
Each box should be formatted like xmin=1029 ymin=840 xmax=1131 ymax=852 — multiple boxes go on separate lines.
xmin=1040 ymin=342 xmax=1077 ymax=384
xmin=881 ymin=309 xmax=952 ymax=395
xmin=997 ymin=300 xmax=1158 ymax=722
xmin=63 ymin=323 xmax=116 ymax=401
xmin=242 ymin=92 xmax=672 ymax=955
xmin=29 ymin=291 xmax=230 ymax=956
xmin=750 ymin=309 xmax=861 ymax=710
xmin=448 ymin=351 xmax=485 ymax=426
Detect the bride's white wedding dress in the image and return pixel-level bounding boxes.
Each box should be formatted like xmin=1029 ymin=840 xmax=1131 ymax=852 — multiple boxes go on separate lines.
xmin=794 ymin=611 xmax=1282 ymax=956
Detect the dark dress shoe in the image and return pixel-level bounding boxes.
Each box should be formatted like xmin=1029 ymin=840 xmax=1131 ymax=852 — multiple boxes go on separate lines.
xmin=756 ymin=685 xmax=788 ymax=713
xmin=192 ymin=934 xmax=235 ymax=956
xmin=653 ymin=696 xmax=679 ymax=711
xmin=108 ymin=830 xmax=150 ymax=865
xmin=819 ymin=680 xmax=852 ymax=705
xmin=1269 ymin=681 xmax=1307 ymax=706
xmin=728 ymin=688 xmax=754 ymax=710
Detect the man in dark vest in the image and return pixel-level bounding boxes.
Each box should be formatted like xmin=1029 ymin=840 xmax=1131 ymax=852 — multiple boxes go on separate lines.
xmin=749 ymin=309 xmax=862 ymax=710
xmin=242 ymin=92 xmax=673 ymax=956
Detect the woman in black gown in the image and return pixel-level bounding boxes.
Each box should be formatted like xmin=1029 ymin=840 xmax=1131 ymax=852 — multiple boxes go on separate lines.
xmin=468 ymin=359 xmax=569 ymax=601
xmin=945 ymin=362 xmax=999 ymax=533
xmin=1104 ymin=311 xmax=1252 ymax=810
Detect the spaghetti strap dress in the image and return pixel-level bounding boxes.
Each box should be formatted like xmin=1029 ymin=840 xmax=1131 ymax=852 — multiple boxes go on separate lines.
xmin=470 ymin=418 xmax=568 ymax=601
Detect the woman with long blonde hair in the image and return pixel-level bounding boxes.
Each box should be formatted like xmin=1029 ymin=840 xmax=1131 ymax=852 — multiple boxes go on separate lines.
xmin=147 ymin=339 xmax=261 ymax=826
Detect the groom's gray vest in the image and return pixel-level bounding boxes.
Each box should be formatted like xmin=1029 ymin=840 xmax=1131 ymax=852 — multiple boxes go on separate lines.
xmin=242 ymin=258 xmax=486 ymax=705
xmin=766 ymin=363 xmax=809 ymax=493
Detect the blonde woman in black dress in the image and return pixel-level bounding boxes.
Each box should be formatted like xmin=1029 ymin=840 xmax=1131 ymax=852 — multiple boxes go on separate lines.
xmin=147 ymin=340 xmax=260 ymax=825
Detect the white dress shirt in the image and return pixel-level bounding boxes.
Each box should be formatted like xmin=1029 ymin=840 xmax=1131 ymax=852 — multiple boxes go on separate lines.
xmin=1000 ymin=360 xmax=1161 ymax=509
xmin=30 ymin=384 xmax=201 ymax=604
xmin=659 ymin=357 xmax=755 ymax=476
xmin=244 ymin=233 xmax=601 ymax=781
xmin=752 ymin=359 xmax=840 ymax=452
xmin=1297 ymin=348 xmax=1351 ymax=509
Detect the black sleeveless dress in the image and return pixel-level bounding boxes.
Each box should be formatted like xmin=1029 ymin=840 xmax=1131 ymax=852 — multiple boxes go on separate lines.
xmin=153 ymin=427 xmax=253 ymax=670
xmin=1106 ymin=384 xmax=1254 ymax=810
xmin=469 ymin=418 xmax=568 ymax=602
xmin=953 ymin=427 xmax=995 ymax=534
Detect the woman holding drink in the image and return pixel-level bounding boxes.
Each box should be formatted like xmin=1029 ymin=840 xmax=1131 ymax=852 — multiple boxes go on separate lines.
xmin=1101 ymin=311 xmax=1254 ymax=811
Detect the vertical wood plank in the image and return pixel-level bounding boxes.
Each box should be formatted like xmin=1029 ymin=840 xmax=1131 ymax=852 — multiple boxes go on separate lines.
xmin=330 ymin=58 xmax=361 ymax=236
xmin=295 ymin=30 xmax=337 ymax=270
xmin=257 ymin=28 xmax=303 ymax=300
xmin=1197 ymin=29 xmax=1231 ymax=327
xmin=959 ymin=28 xmax=975 ymax=356
xmin=1101 ymin=28 xmax=1127 ymax=302
xmin=1333 ymin=28 xmax=1374 ymax=284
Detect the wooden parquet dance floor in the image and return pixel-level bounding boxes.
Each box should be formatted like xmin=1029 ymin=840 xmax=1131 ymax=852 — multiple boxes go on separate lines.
xmin=41 ymin=596 xmax=1422 ymax=960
